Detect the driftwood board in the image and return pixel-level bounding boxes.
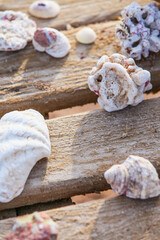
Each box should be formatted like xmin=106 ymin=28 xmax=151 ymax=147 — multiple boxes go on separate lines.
xmin=0 ymin=0 xmax=153 ymax=29
xmin=0 ymin=196 xmax=160 ymax=239
xmin=0 ymin=97 xmax=159 ymax=211
xmin=0 ymin=21 xmax=160 ymax=117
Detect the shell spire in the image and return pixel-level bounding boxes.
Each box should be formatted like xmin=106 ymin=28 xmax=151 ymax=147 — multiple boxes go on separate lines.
xmin=104 ymin=155 xmax=160 ymax=199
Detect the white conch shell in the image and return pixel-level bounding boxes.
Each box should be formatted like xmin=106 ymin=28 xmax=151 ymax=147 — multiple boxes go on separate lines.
xmin=0 ymin=109 xmax=51 ymax=203
xmin=104 ymin=155 xmax=160 ymax=199
xmin=88 ymin=53 xmax=152 ymax=112
xmin=76 ymin=27 xmax=97 ymax=44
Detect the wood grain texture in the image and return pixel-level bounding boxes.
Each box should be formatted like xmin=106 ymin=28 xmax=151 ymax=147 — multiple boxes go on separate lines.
xmin=1 ymin=196 xmax=160 ymax=239
xmin=0 ymin=97 xmax=159 ymax=211
xmin=0 ymin=0 xmax=152 ymax=29
xmin=0 ymin=21 xmax=160 ymax=117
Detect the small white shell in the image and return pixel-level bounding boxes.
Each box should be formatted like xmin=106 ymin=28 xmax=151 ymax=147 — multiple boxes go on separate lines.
xmin=0 ymin=109 xmax=51 ymax=203
xmin=32 ymin=27 xmax=71 ymax=58
xmin=29 ymin=0 xmax=60 ymax=19
xmin=104 ymin=155 xmax=160 ymax=199
xmin=76 ymin=27 xmax=97 ymax=44
xmin=6 ymin=212 xmax=58 ymax=239
xmin=0 ymin=10 xmax=36 ymax=51
xmin=88 ymin=53 xmax=152 ymax=112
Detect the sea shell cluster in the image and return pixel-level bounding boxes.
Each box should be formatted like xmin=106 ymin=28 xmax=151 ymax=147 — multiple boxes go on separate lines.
xmin=29 ymin=0 xmax=60 ymax=19
xmin=32 ymin=27 xmax=71 ymax=58
xmin=0 ymin=10 xmax=36 ymax=51
xmin=6 ymin=212 xmax=58 ymax=240
xmin=88 ymin=53 xmax=152 ymax=112
xmin=116 ymin=2 xmax=160 ymax=60
xmin=104 ymin=155 xmax=160 ymax=199
xmin=0 ymin=109 xmax=51 ymax=203
xmin=76 ymin=27 xmax=97 ymax=44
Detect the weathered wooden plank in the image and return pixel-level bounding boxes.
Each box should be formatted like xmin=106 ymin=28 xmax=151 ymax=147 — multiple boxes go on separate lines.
xmin=0 ymin=97 xmax=159 ymax=211
xmin=0 ymin=21 xmax=160 ymax=117
xmin=1 ymin=196 xmax=160 ymax=239
xmin=0 ymin=0 xmax=152 ymax=30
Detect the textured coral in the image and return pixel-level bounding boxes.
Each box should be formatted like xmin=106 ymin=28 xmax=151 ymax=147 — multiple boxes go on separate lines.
xmin=32 ymin=27 xmax=71 ymax=58
xmin=0 ymin=109 xmax=51 ymax=203
xmin=104 ymin=155 xmax=160 ymax=199
xmin=0 ymin=11 xmax=36 ymax=51
xmin=116 ymin=2 xmax=160 ymax=60
xmin=6 ymin=212 xmax=58 ymax=240
xmin=88 ymin=53 xmax=152 ymax=112
xmin=29 ymin=0 xmax=60 ymax=19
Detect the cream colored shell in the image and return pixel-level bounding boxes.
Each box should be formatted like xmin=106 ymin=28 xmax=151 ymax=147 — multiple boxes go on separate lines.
xmin=76 ymin=27 xmax=97 ymax=44
xmin=0 ymin=10 xmax=36 ymax=51
xmin=104 ymin=155 xmax=160 ymax=199
xmin=32 ymin=27 xmax=71 ymax=58
xmin=29 ymin=1 xmax=60 ymax=19
xmin=88 ymin=53 xmax=152 ymax=112
xmin=0 ymin=109 xmax=51 ymax=203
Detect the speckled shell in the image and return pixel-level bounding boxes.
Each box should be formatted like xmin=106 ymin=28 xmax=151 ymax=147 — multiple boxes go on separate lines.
xmin=0 ymin=109 xmax=51 ymax=203
xmin=6 ymin=212 xmax=58 ymax=240
xmin=76 ymin=27 xmax=97 ymax=44
xmin=104 ymin=155 xmax=160 ymax=199
xmin=116 ymin=2 xmax=160 ymax=60
xmin=0 ymin=10 xmax=36 ymax=51
xmin=88 ymin=53 xmax=152 ymax=112
xmin=29 ymin=1 xmax=60 ymax=19
xmin=32 ymin=27 xmax=71 ymax=58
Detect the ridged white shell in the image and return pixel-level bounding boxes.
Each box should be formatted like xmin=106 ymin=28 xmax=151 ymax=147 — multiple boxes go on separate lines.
xmin=0 ymin=109 xmax=51 ymax=203
xmin=104 ymin=155 xmax=160 ymax=199
xmin=76 ymin=27 xmax=97 ymax=44
xmin=29 ymin=1 xmax=60 ymax=19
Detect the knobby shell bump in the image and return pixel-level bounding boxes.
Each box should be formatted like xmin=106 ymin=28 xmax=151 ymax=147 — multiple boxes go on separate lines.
xmin=0 ymin=109 xmax=51 ymax=203
xmin=5 ymin=212 xmax=58 ymax=240
xmin=116 ymin=2 xmax=160 ymax=60
xmin=29 ymin=0 xmax=60 ymax=19
xmin=0 ymin=10 xmax=36 ymax=51
xmin=104 ymin=155 xmax=160 ymax=199
xmin=88 ymin=53 xmax=152 ymax=112
xmin=32 ymin=27 xmax=71 ymax=58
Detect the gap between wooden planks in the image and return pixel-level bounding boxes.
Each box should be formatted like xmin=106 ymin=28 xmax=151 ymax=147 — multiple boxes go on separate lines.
xmin=0 ymin=0 xmax=152 ymax=29
xmin=0 ymin=97 xmax=159 ymax=211
xmin=0 ymin=21 xmax=160 ymax=118
xmin=0 ymin=196 xmax=160 ymax=240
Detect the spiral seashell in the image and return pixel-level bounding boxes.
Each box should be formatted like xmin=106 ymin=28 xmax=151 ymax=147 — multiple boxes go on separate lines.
xmin=0 ymin=109 xmax=51 ymax=203
xmin=104 ymin=155 xmax=160 ymax=199
xmin=88 ymin=53 xmax=152 ymax=112
xmin=6 ymin=212 xmax=58 ymax=240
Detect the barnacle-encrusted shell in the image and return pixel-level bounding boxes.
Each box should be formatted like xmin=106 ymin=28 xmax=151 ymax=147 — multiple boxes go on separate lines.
xmin=0 ymin=10 xmax=36 ymax=51
xmin=32 ymin=27 xmax=71 ymax=58
xmin=76 ymin=27 xmax=97 ymax=44
xmin=6 ymin=212 xmax=58 ymax=240
xmin=0 ymin=109 xmax=51 ymax=203
xmin=104 ymin=155 xmax=160 ymax=199
xmin=116 ymin=2 xmax=160 ymax=60
xmin=29 ymin=0 xmax=60 ymax=19
xmin=88 ymin=53 xmax=152 ymax=112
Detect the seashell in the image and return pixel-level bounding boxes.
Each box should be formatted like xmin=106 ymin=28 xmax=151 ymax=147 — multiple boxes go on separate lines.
xmin=0 ymin=10 xmax=36 ymax=51
xmin=116 ymin=2 xmax=160 ymax=60
xmin=5 ymin=212 xmax=58 ymax=240
xmin=0 ymin=109 xmax=51 ymax=203
xmin=32 ymin=27 xmax=71 ymax=58
xmin=76 ymin=27 xmax=97 ymax=44
xmin=88 ymin=53 xmax=152 ymax=112
xmin=104 ymin=155 xmax=160 ymax=199
xmin=29 ymin=0 xmax=60 ymax=19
